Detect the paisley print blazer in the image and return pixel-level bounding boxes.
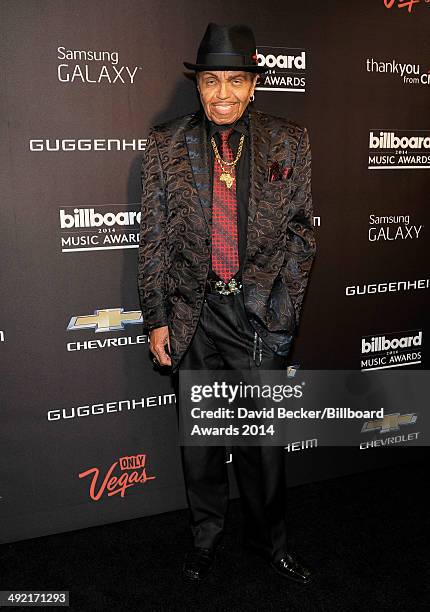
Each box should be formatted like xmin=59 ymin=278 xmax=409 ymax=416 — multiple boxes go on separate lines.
xmin=137 ymin=109 xmax=316 ymax=371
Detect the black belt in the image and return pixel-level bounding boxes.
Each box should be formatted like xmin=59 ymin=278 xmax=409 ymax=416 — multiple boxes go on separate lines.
xmin=205 ymin=277 xmax=242 ymax=295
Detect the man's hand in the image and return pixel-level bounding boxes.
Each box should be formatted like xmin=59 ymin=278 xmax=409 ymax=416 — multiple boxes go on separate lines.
xmin=149 ymin=326 xmax=172 ymax=367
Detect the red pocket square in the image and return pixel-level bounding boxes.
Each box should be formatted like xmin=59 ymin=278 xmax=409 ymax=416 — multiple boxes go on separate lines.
xmin=282 ymin=166 xmax=292 ymax=179
xmin=268 ymin=161 xmax=280 ymax=182
xmin=268 ymin=162 xmax=292 ymax=182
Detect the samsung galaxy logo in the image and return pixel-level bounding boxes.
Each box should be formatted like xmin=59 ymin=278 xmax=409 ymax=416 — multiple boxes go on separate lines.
xmin=56 ymin=45 xmax=141 ymax=84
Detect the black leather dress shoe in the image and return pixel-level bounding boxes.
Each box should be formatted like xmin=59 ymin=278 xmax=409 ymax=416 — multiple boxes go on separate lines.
xmin=182 ymin=547 xmax=216 ymax=581
xmin=270 ymin=552 xmax=313 ymax=584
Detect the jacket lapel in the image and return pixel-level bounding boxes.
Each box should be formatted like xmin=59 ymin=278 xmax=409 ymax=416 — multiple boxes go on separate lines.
xmin=248 ymin=110 xmax=270 ymax=226
xmin=184 ymin=111 xmax=211 ymax=232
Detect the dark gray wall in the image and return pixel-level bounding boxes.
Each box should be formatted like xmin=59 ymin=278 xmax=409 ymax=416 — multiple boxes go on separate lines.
xmin=1 ymin=0 xmax=428 ymax=543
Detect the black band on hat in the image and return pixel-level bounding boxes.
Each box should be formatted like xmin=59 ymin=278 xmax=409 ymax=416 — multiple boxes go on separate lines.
xmin=197 ymin=53 xmax=256 ymax=66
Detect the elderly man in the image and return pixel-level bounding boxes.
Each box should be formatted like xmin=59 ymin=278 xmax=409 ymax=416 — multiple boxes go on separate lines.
xmin=138 ymin=23 xmax=316 ymax=583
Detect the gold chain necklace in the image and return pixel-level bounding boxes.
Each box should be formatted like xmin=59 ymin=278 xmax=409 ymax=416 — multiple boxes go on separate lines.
xmin=211 ymin=133 xmax=245 ymax=189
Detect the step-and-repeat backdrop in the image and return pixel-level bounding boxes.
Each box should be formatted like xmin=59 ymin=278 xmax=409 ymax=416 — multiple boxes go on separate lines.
xmin=1 ymin=0 xmax=428 ymax=543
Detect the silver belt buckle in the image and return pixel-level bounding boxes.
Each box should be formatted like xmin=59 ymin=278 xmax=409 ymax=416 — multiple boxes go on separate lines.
xmin=214 ymin=278 xmax=242 ymax=295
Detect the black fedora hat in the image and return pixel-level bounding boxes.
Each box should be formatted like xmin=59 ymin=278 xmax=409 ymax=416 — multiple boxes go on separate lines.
xmin=184 ymin=23 xmax=266 ymax=73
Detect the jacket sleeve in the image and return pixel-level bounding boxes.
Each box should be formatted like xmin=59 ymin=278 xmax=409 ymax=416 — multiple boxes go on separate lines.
xmin=281 ymin=126 xmax=316 ymax=329
xmin=137 ymin=129 xmax=169 ymax=331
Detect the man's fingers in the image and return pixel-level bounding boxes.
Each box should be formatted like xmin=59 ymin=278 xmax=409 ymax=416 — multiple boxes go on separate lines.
xmin=157 ymin=345 xmax=172 ymax=366
xmin=149 ymin=326 xmax=171 ymax=366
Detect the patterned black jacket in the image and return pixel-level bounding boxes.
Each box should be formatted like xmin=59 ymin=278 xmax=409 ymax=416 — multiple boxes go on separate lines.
xmin=137 ymin=109 xmax=316 ymax=371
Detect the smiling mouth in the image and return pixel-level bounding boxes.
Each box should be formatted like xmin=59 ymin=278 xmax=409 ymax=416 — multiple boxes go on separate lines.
xmin=212 ymin=103 xmax=237 ymax=113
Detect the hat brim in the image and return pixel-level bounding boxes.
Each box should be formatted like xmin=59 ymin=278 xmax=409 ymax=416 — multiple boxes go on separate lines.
xmin=183 ymin=61 xmax=267 ymax=74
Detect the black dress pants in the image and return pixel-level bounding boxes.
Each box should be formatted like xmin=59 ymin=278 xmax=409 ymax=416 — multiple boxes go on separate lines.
xmin=177 ymin=290 xmax=289 ymax=563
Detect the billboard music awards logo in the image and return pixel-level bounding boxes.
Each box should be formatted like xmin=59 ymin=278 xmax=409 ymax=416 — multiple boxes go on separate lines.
xmin=59 ymin=205 xmax=141 ymax=252
xmin=365 ymin=56 xmax=430 ymax=85
xmin=57 ymin=46 xmax=142 ymax=84
xmin=66 ymin=307 xmax=147 ymax=352
xmin=368 ymin=130 xmax=430 ymax=169
xmin=78 ymin=454 xmax=156 ymax=501
xmin=368 ymin=213 xmax=423 ymax=242
xmin=361 ymin=329 xmax=422 ymax=370
xmin=359 ymin=413 xmax=419 ymax=449
xmin=256 ymin=47 xmax=307 ymax=92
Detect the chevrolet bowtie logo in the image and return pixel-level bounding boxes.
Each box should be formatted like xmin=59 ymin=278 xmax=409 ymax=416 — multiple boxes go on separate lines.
xmin=361 ymin=413 xmax=417 ymax=434
xmin=67 ymin=308 xmax=143 ymax=333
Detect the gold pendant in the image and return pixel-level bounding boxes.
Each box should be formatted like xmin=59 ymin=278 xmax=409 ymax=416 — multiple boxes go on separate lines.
xmin=220 ymin=172 xmax=234 ymax=189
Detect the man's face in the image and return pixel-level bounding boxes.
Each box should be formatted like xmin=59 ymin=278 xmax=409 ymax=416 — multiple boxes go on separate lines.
xmin=197 ymin=70 xmax=258 ymax=125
